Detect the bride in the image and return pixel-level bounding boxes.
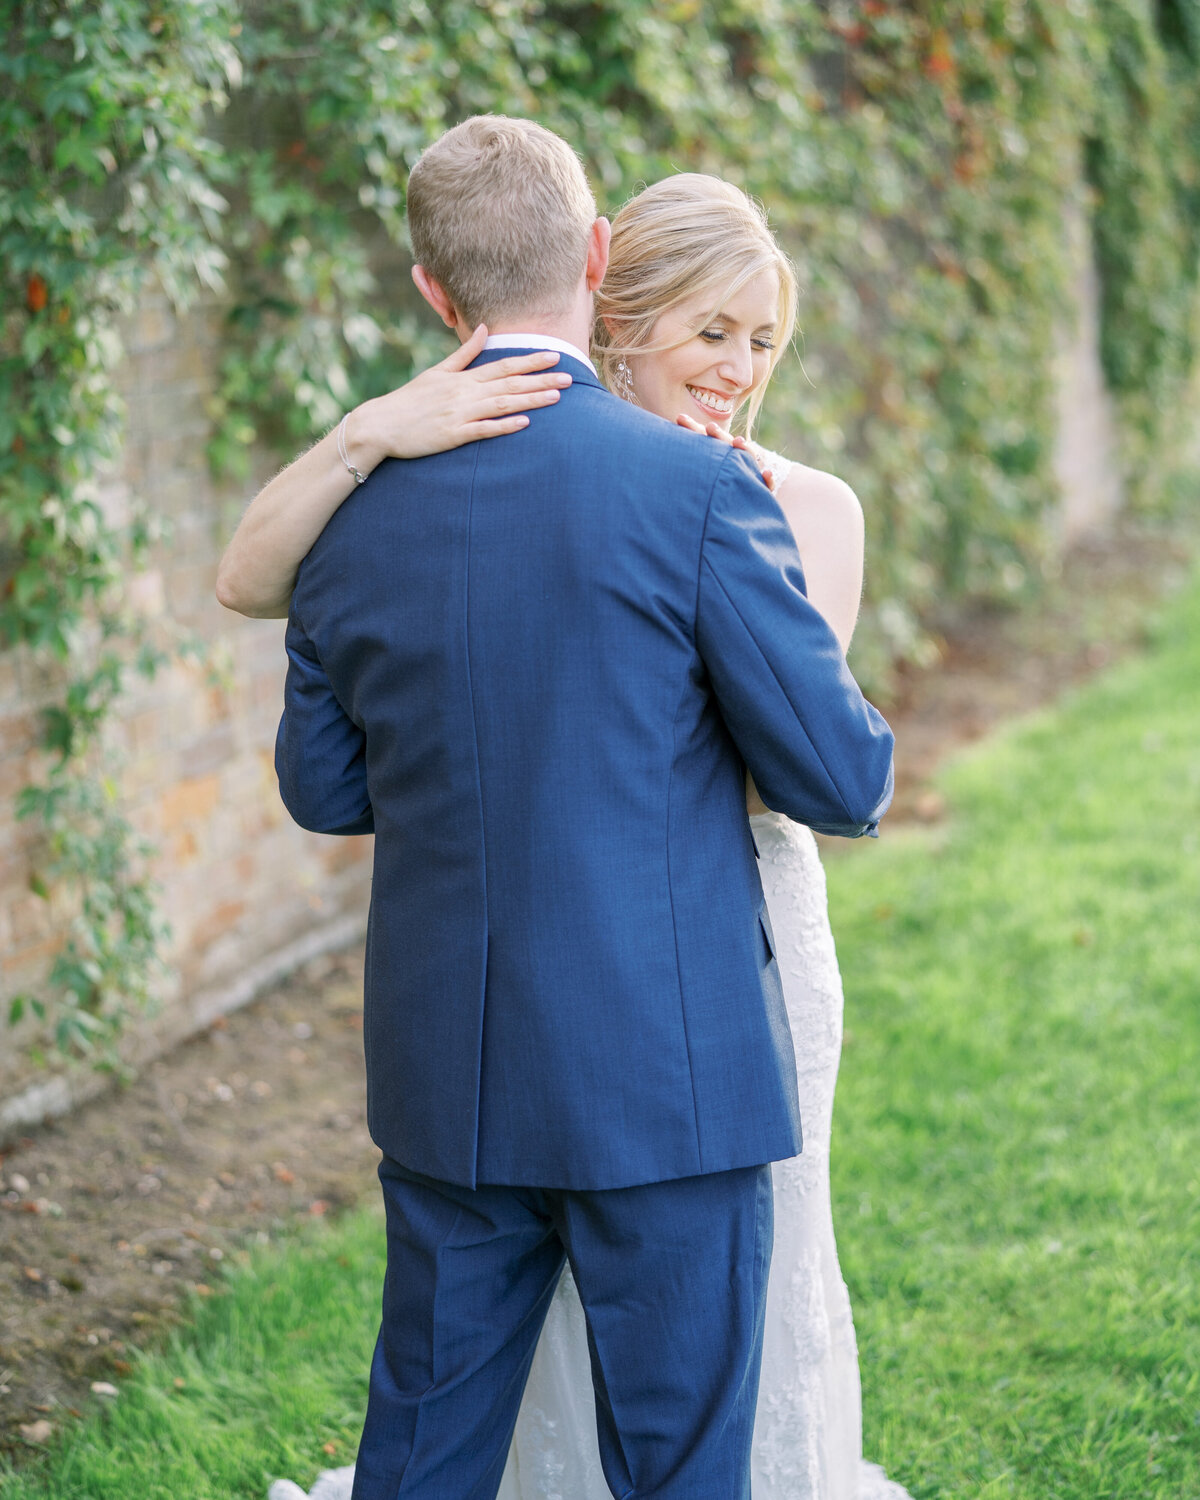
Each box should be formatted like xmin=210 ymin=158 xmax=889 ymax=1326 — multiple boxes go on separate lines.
xmin=219 ymin=172 xmax=909 ymax=1500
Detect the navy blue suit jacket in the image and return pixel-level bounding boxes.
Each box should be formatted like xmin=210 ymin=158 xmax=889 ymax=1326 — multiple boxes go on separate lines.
xmin=276 ymin=350 xmax=893 ymax=1189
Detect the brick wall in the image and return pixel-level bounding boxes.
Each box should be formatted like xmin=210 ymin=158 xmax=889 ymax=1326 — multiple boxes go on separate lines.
xmin=0 ymin=288 xmax=371 ymax=1125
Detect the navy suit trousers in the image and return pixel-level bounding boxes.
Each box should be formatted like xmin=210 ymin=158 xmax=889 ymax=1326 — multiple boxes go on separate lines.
xmin=350 ymin=1157 xmax=774 ymax=1500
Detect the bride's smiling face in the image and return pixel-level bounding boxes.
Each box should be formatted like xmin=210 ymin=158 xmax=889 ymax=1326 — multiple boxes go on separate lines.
xmin=628 ymin=267 xmax=780 ymax=430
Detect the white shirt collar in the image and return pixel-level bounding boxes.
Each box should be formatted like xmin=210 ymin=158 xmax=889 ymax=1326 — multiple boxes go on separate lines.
xmin=483 ymin=333 xmax=596 ymax=375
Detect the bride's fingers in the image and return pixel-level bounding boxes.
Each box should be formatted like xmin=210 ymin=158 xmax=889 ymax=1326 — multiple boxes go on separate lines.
xmin=461 ymin=372 xmax=572 ymax=423
xmin=466 ymin=414 xmax=535 ymax=438
xmin=475 ymin=350 xmax=565 ymax=382
xmin=678 ymin=415 xmax=734 ymax=445
xmin=491 ymin=371 xmax=573 ymax=398
xmin=473 ymin=385 xmax=565 ymax=419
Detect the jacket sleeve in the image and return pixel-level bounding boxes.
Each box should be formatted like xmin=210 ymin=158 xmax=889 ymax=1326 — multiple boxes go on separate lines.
xmin=695 ymin=450 xmax=894 ymax=837
xmin=274 ymin=610 xmax=375 ymax=837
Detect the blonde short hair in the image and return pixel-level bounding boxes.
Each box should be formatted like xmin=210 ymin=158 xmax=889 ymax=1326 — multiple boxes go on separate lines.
xmin=406 ymin=115 xmax=597 ymax=329
xmin=593 ymin=174 xmax=798 ymax=436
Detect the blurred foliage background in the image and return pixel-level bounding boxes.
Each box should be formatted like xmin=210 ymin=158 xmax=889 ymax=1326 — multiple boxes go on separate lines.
xmin=1 ymin=1 xmax=1198 ymax=1048
xmin=210 ymin=0 xmax=1200 ymax=684
xmin=4 ymin=0 xmax=1199 ymax=676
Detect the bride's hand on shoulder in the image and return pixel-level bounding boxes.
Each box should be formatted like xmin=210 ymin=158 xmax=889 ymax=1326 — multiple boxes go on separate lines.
xmin=359 ymin=324 xmax=573 ymax=460
xmin=215 ymin=327 xmax=572 ymax=619
xmin=674 ymin=412 xmax=775 ymax=492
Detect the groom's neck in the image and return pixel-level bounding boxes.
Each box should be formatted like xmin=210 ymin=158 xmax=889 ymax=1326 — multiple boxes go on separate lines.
xmin=483 ymin=314 xmax=593 ymax=355
xmin=478 ymin=284 xmax=594 ymax=358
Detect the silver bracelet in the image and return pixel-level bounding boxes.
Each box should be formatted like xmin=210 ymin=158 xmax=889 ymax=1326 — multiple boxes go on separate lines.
xmin=337 ymin=413 xmax=367 ymax=486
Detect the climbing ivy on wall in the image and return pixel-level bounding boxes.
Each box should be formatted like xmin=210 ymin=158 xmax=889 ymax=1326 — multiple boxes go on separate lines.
xmin=207 ymin=0 xmax=1200 ymax=673
xmin=0 ymin=0 xmax=237 ymax=1058
xmin=2 ymin=0 xmax=1198 ymax=1064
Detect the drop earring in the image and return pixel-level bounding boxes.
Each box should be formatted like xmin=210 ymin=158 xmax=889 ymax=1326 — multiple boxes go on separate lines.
xmin=615 ymin=356 xmax=635 ymax=402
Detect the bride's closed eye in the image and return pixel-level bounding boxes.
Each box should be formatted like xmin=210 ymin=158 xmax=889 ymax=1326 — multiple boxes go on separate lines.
xmin=698 ymin=328 xmax=776 ymax=351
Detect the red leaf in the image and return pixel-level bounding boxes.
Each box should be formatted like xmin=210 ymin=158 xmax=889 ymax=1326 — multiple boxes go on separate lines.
xmin=925 ymin=30 xmax=955 ymax=80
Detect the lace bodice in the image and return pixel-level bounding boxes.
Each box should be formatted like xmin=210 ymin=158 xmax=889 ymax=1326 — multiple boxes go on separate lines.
xmin=752 ymin=442 xmax=794 ymax=492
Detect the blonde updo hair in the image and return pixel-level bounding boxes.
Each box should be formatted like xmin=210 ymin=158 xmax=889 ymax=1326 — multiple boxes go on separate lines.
xmin=593 ymin=174 xmax=798 ymax=437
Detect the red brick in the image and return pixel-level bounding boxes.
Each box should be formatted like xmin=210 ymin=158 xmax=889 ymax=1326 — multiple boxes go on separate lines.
xmin=158 ymin=775 xmax=220 ymax=832
xmin=172 ymin=829 xmax=200 ymax=864
xmin=179 ymin=725 xmax=235 ymax=780
xmin=322 ymin=837 xmax=372 ymax=875
xmin=8 ymin=894 xmax=53 ymax=947
xmin=0 ymin=711 xmax=39 ymax=758
xmin=2 ymin=932 xmax=64 ymax=977
xmin=190 ymin=899 xmax=246 ymax=952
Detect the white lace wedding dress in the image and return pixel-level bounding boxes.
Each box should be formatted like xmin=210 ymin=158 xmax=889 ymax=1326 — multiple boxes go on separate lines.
xmin=270 ymin=455 xmax=910 ymax=1500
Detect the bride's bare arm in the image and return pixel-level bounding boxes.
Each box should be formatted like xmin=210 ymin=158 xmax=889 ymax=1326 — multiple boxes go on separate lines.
xmin=674 ymin=421 xmax=865 ymax=814
xmin=215 ymin=325 xmax=573 ymax=619
xmin=743 ymin=465 xmax=864 ymax=816
xmin=772 ymin=464 xmax=864 ymax=655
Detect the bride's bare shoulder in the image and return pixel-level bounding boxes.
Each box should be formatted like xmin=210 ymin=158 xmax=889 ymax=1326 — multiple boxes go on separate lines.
xmin=745 ymin=443 xmax=863 ymax=547
xmin=750 ymin=441 xmax=857 ymax=506
xmin=776 ymin=459 xmax=860 ymax=510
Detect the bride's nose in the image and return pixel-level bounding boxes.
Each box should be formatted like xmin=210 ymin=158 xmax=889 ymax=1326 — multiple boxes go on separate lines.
xmin=717 ymin=339 xmax=754 ymax=391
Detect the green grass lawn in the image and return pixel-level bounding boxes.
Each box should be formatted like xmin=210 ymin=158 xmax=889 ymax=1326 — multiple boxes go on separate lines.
xmin=3 ymin=570 xmax=1198 ymax=1500
xmin=0 ymin=1212 xmax=382 ymax=1499
xmin=831 ymin=569 xmax=1200 ymax=1497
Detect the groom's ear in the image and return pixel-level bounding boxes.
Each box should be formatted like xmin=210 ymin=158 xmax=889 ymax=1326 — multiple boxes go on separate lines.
xmin=585 ymin=217 xmax=611 ymax=293
xmin=412 ymin=265 xmax=463 ymax=334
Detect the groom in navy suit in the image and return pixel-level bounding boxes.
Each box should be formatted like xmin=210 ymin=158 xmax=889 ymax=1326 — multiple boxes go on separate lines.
xmin=277 ymin=115 xmax=893 ymax=1500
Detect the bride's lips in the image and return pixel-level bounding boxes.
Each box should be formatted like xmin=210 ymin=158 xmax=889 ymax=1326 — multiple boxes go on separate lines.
xmin=686 ymin=384 xmax=738 ymax=421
